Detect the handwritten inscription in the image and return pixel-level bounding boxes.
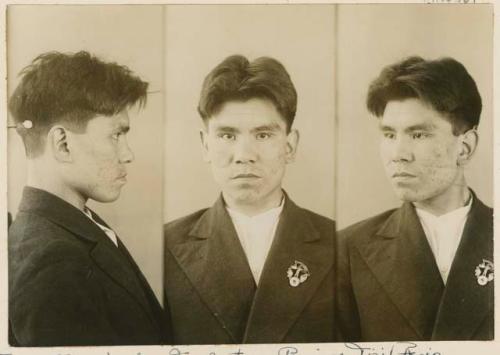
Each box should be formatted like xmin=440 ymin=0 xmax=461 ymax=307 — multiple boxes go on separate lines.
xmin=278 ymin=347 xmax=299 ymax=355
xmin=0 ymin=343 xmax=444 ymax=355
xmin=345 ymin=342 xmax=441 ymax=355
xmin=169 ymin=348 xmax=190 ymax=355
xmin=164 ymin=343 xmax=441 ymax=355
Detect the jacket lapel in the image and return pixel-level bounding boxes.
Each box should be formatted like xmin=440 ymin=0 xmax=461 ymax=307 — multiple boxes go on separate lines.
xmin=168 ymin=196 xmax=256 ymax=342
xmin=18 ymin=187 xmax=159 ymax=330
xmin=243 ymin=198 xmax=334 ymax=343
xmin=432 ymin=197 xmax=494 ymax=339
xmin=89 ymin=212 xmax=164 ymax=330
xmin=356 ymin=203 xmax=444 ymax=340
xmin=89 ymin=234 xmax=160 ymax=327
xmin=115 ymin=238 xmax=165 ymax=327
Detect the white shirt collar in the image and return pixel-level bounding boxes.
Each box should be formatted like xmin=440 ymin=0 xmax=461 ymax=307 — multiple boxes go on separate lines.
xmin=415 ymin=196 xmax=473 ymax=284
xmin=226 ymin=197 xmax=285 ymax=284
xmin=415 ymin=195 xmax=472 ymax=222
xmin=83 ymin=208 xmax=119 ymax=247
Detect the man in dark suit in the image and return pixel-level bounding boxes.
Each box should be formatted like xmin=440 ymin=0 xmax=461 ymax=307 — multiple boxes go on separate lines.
xmin=337 ymin=56 xmax=493 ymax=341
xmin=8 ymin=51 xmax=166 ymax=346
xmin=164 ymin=55 xmax=335 ymax=344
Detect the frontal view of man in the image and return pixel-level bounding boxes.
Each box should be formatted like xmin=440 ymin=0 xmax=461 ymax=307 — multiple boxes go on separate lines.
xmin=164 ymin=55 xmax=335 ymax=344
xmin=8 ymin=51 xmax=166 ymax=346
xmin=337 ymin=56 xmax=493 ymax=341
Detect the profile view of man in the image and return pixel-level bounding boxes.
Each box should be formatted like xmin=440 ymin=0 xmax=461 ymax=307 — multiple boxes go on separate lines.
xmin=164 ymin=55 xmax=335 ymax=344
xmin=337 ymin=56 xmax=493 ymax=341
xmin=8 ymin=51 xmax=166 ymax=346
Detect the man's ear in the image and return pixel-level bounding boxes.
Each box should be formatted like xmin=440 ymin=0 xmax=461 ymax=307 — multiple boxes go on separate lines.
xmin=200 ymin=129 xmax=211 ymax=163
xmin=47 ymin=125 xmax=72 ymax=162
xmin=285 ymin=129 xmax=300 ymax=163
xmin=457 ymin=127 xmax=478 ymax=166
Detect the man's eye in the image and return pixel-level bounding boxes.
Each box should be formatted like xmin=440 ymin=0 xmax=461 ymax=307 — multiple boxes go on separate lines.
xmin=382 ymin=132 xmax=395 ymax=139
xmin=219 ymin=133 xmax=235 ymax=141
xmin=412 ymin=132 xmax=429 ymax=139
xmin=256 ymin=132 xmax=272 ymax=140
xmin=111 ymin=133 xmax=121 ymax=140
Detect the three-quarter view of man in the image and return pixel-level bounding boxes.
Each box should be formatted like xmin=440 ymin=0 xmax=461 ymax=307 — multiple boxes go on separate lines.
xmin=337 ymin=56 xmax=493 ymax=341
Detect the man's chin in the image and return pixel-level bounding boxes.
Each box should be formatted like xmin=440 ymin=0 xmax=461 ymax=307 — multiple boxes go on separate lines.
xmin=392 ymin=187 xmax=420 ymax=202
xmin=225 ymin=188 xmax=260 ymax=205
xmin=91 ymin=191 xmax=122 ymax=203
xmin=233 ymin=193 xmax=258 ymax=205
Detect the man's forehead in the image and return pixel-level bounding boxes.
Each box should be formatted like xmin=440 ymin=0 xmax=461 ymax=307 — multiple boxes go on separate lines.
xmin=208 ymin=111 xmax=286 ymax=131
xmin=216 ymin=98 xmax=283 ymax=117
xmin=210 ymin=121 xmax=283 ymax=131
xmin=84 ymin=111 xmax=130 ymax=133
xmin=381 ymin=98 xmax=448 ymax=128
xmin=95 ymin=111 xmax=129 ymax=124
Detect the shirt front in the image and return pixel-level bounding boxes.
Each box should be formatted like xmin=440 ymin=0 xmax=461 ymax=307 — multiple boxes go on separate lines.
xmin=83 ymin=208 xmax=118 ymax=247
xmin=415 ymin=197 xmax=472 ymax=284
xmin=226 ymin=199 xmax=284 ymax=284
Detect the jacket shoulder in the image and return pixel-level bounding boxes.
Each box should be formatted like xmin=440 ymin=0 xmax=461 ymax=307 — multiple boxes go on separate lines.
xmin=9 ymin=212 xmax=95 ymax=298
xmin=298 ymin=206 xmax=335 ymax=232
xmin=338 ymin=208 xmax=397 ymax=245
xmin=476 ymin=196 xmax=493 ymax=217
xmin=163 ymin=208 xmax=208 ymax=244
xmin=9 ymin=211 xmax=91 ymax=258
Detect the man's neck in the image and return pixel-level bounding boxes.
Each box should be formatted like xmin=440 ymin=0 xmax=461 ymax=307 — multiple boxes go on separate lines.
xmin=412 ymin=180 xmax=471 ymax=217
xmin=27 ymin=161 xmax=87 ymax=211
xmin=224 ymin=189 xmax=284 ymax=217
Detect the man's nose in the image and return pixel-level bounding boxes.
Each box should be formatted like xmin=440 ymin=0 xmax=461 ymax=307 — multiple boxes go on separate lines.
xmin=391 ymin=136 xmax=413 ymax=162
xmin=234 ymin=137 xmax=257 ymax=164
xmin=119 ymin=138 xmax=135 ymax=164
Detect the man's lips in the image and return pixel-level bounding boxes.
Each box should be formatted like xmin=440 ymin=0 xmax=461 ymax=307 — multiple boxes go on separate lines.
xmin=232 ymin=173 xmax=260 ymax=179
xmin=117 ymin=173 xmax=128 ymax=181
xmin=392 ymin=172 xmax=416 ymax=178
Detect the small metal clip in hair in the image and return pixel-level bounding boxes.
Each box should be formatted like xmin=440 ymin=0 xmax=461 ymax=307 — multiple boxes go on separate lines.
xmin=22 ymin=120 xmax=33 ymax=129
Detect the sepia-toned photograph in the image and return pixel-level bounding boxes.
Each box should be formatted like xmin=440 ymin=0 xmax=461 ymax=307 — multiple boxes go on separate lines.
xmin=335 ymin=4 xmax=494 ymax=342
xmin=6 ymin=5 xmax=166 ymax=346
xmin=0 ymin=1 xmax=497 ymax=354
xmin=162 ymin=5 xmax=336 ymax=344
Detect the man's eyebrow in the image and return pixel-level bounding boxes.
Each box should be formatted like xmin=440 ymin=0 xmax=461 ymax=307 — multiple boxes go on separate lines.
xmin=378 ymin=124 xmax=395 ymax=131
xmin=403 ymin=123 xmax=436 ymax=133
xmin=251 ymin=123 xmax=282 ymax=133
xmin=214 ymin=126 xmax=239 ymax=133
xmin=378 ymin=123 xmax=436 ymax=132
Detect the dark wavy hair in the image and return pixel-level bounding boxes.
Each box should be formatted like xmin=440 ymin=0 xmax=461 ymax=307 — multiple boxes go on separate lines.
xmin=366 ymin=56 xmax=482 ymax=135
xmin=9 ymin=51 xmax=148 ymax=157
xmin=198 ymin=55 xmax=297 ymax=132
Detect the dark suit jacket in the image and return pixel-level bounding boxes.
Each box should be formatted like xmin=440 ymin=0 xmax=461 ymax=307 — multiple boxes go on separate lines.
xmin=9 ymin=187 xmax=167 ymax=346
xmin=337 ymin=194 xmax=494 ymax=341
xmin=164 ymin=195 xmax=335 ymax=344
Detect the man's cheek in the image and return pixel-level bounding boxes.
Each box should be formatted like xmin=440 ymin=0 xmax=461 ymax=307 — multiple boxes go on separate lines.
xmin=419 ymin=156 xmax=455 ymax=187
xmin=432 ymin=147 xmax=457 ymax=172
xmin=212 ymin=152 xmax=231 ymax=167
xmin=97 ymin=166 xmax=115 ymax=182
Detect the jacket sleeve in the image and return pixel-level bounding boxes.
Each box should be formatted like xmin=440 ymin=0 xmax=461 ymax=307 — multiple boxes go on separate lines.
xmin=10 ymin=246 xmax=119 ymax=346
